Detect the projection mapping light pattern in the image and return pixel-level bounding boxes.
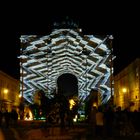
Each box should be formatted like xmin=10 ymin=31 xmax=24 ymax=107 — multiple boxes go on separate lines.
xmin=20 ymin=29 xmax=114 ymax=104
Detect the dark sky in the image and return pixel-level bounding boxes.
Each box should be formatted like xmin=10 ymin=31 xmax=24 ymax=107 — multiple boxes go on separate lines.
xmin=0 ymin=13 xmax=139 ymax=79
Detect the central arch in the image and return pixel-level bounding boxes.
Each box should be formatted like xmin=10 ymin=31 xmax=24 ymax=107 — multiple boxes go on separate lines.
xmin=20 ymin=31 xmax=113 ymax=104
xmin=57 ymin=73 xmax=78 ymax=97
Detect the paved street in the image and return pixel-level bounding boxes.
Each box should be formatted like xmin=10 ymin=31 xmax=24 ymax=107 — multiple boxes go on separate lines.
xmin=0 ymin=120 xmax=140 ymax=140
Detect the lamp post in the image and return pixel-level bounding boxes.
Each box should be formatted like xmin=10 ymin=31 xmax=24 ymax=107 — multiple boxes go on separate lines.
xmin=109 ymin=35 xmax=114 ymax=106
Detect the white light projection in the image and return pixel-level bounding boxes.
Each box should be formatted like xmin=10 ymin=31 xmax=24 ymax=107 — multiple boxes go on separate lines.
xmin=20 ymin=29 xmax=114 ymax=104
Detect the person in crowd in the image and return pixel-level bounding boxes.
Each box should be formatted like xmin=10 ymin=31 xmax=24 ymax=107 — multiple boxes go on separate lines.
xmin=120 ymin=108 xmax=134 ymax=136
xmin=59 ymin=103 xmax=66 ymax=129
xmin=89 ymin=106 xmax=97 ymax=136
xmin=3 ymin=110 xmax=10 ymax=128
xmin=114 ymin=106 xmax=122 ymax=136
xmin=104 ymin=106 xmax=114 ymax=138
xmin=11 ymin=109 xmax=18 ymax=126
xmin=66 ymin=109 xmax=74 ymax=129
xmin=95 ymin=106 xmax=104 ymax=138
xmin=0 ymin=111 xmax=3 ymax=127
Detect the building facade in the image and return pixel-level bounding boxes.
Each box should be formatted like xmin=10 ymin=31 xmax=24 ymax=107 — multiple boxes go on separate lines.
xmin=0 ymin=71 xmax=20 ymax=112
xmin=114 ymin=58 xmax=140 ymax=111
xmin=20 ymin=33 xmax=113 ymax=104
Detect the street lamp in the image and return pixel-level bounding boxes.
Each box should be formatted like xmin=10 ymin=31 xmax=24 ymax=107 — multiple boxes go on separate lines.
xmin=122 ymin=88 xmax=127 ymax=93
xmin=109 ymin=35 xmax=113 ymax=101
xmin=122 ymin=87 xmax=127 ymax=109
xmin=3 ymin=89 xmax=8 ymax=94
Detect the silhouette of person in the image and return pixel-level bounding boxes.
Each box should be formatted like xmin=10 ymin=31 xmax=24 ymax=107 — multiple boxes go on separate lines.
xmin=4 ymin=110 xmax=10 ymax=128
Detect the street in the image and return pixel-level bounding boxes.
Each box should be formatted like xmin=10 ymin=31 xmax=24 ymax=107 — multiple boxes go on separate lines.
xmin=0 ymin=120 xmax=140 ymax=140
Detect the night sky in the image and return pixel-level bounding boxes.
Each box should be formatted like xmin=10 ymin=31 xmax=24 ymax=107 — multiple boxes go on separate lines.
xmin=0 ymin=14 xmax=139 ymax=80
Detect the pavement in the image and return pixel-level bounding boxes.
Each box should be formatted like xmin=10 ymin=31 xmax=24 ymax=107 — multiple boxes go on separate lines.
xmin=0 ymin=121 xmax=140 ymax=140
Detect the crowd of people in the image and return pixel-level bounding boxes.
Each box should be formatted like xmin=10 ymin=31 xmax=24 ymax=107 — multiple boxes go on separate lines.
xmin=1 ymin=102 xmax=140 ymax=139
xmin=88 ymin=105 xmax=140 ymax=138
xmin=45 ymin=101 xmax=75 ymax=129
xmin=0 ymin=109 xmax=18 ymax=128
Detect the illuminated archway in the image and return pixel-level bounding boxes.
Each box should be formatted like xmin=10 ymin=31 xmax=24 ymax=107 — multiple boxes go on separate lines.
xmin=20 ymin=29 xmax=114 ymax=104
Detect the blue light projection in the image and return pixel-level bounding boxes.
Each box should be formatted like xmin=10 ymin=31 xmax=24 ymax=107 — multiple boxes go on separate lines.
xmin=20 ymin=29 xmax=114 ymax=104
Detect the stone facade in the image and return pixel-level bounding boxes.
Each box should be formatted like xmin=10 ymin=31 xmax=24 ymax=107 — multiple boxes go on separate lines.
xmin=114 ymin=58 xmax=140 ymax=111
xmin=0 ymin=71 xmax=20 ymax=112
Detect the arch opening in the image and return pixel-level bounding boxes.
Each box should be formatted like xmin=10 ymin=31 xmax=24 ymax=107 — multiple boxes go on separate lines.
xmin=57 ymin=73 xmax=78 ymax=98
